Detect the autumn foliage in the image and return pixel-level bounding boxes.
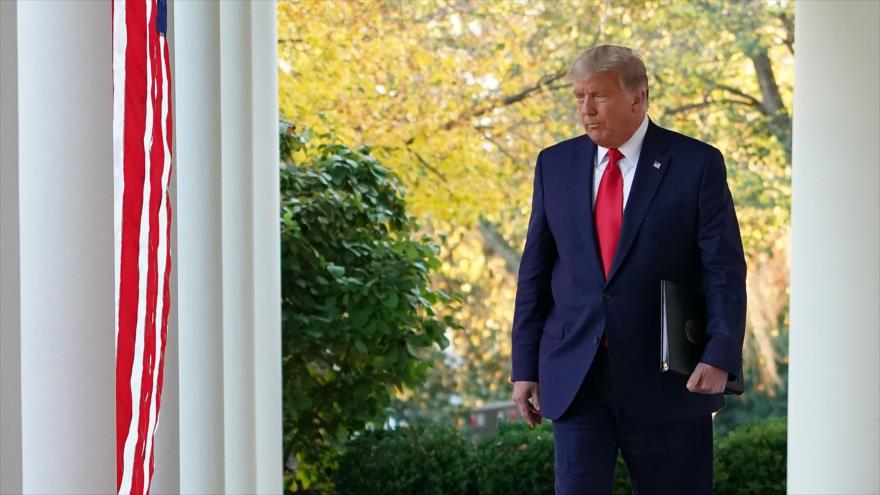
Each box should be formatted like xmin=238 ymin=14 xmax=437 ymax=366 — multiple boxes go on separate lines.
xmin=279 ymin=0 xmax=793 ymax=489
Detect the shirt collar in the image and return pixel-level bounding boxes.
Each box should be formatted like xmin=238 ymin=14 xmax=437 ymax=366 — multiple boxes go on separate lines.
xmin=596 ymin=114 xmax=650 ymax=169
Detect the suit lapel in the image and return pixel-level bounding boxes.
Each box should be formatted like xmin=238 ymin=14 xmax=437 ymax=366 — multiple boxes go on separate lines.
xmin=605 ymin=121 xmax=671 ymax=285
xmin=565 ymin=135 xmax=603 ymax=276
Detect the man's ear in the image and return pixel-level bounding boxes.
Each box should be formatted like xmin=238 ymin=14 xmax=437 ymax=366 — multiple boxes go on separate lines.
xmin=632 ymin=88 xmax=647 ymax=112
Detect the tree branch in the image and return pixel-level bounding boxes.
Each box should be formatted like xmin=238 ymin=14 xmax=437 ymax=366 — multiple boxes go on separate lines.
xmin=546 ymin=82 xmax=575 ymax=93
xmin=476 ymin=218 xmax=520 ymax=275
xmin=405 ymin=67 xmax=568 ymax=145
xmin=396 ymin=153 xmax=523 ymax=274
xmin=716 ymin=84 xmax=765 ymax=111
xmin=442 ymin=67 xmax=568 ymax=131
xmin=508 ymin=126 xmax=545 ymax=151
xmin=661 ymin=97 xmax=760 ymax=117
xmin=407 ymin=148 xmax=448 ymax=183
xmin=402 ymin=22 xmax=602 ymax=146
xmin=475 ymin=128 xmax=522 ymax=164
xmin=776 ymin=11 xmax=795 ymax=56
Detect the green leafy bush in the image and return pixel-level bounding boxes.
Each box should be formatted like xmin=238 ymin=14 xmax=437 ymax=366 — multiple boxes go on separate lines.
xmin=472 ymin=421 xmax=631 ymax=495
xmin=280 ymin=126 xmax=455 ymax=492
xmin=714 ymin=417 xmax=786 ymax=495
xmin=327 ymin=418 xmax=787 ymax=495
xmin=334 ymin=425 xmax=476 ymax=495
xmin=474 ymin=422 xmax=555 ymax=495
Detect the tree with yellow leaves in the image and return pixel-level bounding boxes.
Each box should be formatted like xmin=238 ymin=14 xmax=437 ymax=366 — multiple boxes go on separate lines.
xmin=279 ymin=0 xmax=792 ymax=438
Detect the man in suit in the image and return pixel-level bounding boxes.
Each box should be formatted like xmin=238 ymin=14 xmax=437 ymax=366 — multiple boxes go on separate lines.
xmin=510 ymin=45 xmax=746 ymax=494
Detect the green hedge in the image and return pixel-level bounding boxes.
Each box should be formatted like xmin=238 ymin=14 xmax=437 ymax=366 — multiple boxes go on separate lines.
xmin=474 ymin=422 xmax=555 ymax=495
xmin=714 ymin=417 xmax=787 ymax=495
xmin=334 ymin=425 xmax=476 ymax=495
xmin=332 ymin=417 xmax=786 ymax=494
xmin=473 ymin=421 xmax=631 ymax=495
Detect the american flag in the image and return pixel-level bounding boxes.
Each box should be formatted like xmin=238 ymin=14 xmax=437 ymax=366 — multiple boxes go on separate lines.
xmin=113 ymin=0 xmax=172 ymax=493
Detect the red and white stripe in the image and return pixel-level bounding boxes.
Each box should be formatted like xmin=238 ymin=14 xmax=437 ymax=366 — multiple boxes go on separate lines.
xmin=113 ymin=1 xmax=173 ymax=493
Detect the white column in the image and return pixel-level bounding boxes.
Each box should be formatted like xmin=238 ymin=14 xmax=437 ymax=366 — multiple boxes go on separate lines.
xmin=0 ymin=0 xmax=116 ymax=493
xmin=159 ymin=1 xmax=225 ymax=491
xmin=153 ymin=1 xmax=282 ymax=493
xmin=0 ymin=0 xmax=23 ymax=491
xmin=249 ymin=4 xmax=284 ymax=491
xmin=789 ymin=2 xmax=880 ymax=494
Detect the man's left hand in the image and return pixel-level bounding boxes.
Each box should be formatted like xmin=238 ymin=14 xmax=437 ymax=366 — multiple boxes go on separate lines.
xmin=686 ymin=362 xmax=729 ymax=394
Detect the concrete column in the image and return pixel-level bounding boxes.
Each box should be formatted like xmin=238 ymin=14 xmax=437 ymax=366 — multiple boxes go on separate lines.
xmin=789 ymin=1 xmax=880 ymax=493
xmin=0 ymin=1 xmax=116 ymax=492
xmin=153 ymin=1 xmax=282 ymax=493
xmin=249 ymin=4 xmax=284 ymax=491
xmin=0 ymin=0 xmax=23 ymax=491
xmin=1 ymin=1 xmax=280 ymax=492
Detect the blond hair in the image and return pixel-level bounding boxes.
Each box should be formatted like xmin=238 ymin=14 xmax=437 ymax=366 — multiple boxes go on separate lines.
xmin=568 ymin=44 xmax=649 ymax=96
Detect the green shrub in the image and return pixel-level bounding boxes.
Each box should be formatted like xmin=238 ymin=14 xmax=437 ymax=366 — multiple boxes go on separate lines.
xmin=714 ymin=417 xmax=786 ymax=495
xmin=474 ymin=421 xmax=631 ymax=495
xmin=334 ymin=425 xmax=476 ymax=495
xmin=474 ymin=422 xmax=554 ymax=495
xmin=329 ymin=417 xmax=786 ymax=495
xmin=279 ymin=126 xmax=455 ymax=492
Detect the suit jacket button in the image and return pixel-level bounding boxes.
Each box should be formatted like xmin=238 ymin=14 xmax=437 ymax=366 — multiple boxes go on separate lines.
xmin=593 ymin=336 xmax=600 ymax=344
xmin=603 ymin=292 xmax=611 ymax=300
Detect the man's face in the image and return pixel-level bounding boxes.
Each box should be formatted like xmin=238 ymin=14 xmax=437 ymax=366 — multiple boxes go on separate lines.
xmin=573 ymin=71 xmax=645 ymax=148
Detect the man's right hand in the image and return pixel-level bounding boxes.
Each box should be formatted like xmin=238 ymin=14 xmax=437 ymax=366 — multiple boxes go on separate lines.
xmin=512 ymin=380 xmax=542 ymax=428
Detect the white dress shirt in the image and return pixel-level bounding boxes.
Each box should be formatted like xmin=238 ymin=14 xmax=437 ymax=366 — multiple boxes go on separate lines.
xmin=592 ymin=114 xmax=650 ymax=210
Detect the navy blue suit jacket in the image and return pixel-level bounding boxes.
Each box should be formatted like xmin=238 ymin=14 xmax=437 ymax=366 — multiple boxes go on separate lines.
xmin=510 ymin=120 xmax=747 ymax=422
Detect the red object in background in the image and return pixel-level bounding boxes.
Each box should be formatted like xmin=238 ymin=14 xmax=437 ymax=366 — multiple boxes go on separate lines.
xmin=114 ymin=1 xmax=173 ymax=494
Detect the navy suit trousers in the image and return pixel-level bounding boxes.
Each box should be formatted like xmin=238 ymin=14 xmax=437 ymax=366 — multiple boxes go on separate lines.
xmin=552 ymin=348 xmax=713 ymax=495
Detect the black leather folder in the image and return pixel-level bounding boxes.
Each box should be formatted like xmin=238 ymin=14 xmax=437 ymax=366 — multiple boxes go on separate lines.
xmin=660 ymin=280 xmax=744 ymax=395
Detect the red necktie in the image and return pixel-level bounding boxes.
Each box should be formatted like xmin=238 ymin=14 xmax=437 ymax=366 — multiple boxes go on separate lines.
xmin=594 ymin=148 xmax=623 ymax=347
xmin=595 ymin=148 xmax=624 ymax=275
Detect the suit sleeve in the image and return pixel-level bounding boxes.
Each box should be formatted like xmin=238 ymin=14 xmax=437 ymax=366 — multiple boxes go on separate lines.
xmin=696 ymin=147 xmax=747 ymax=378
xmin=510 ymin=151 xmax=557 ymax=382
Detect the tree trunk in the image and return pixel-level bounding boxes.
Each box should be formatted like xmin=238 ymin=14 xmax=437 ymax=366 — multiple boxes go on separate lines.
xmin=751 ymin=49 xmax=792 ymax=159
